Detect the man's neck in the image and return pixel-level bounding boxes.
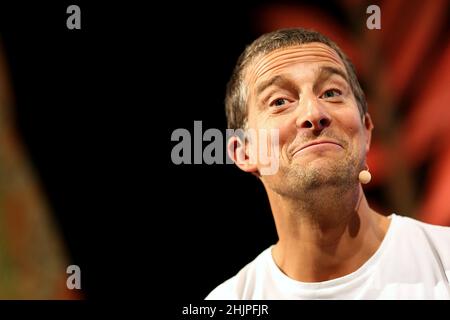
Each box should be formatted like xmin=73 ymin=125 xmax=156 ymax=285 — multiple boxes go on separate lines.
xmin=267 ymin=185 xmax=390 ymax=282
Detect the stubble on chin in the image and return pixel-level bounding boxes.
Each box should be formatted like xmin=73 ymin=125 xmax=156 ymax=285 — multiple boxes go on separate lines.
xmin=268 ymin=150 xmax=362 ymax=199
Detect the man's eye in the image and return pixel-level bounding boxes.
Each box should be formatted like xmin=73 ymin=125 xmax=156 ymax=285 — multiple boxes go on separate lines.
xmin=271 ymin=98 xmax=288 ymax=107
xmin=321 ymin=89 xmax=342 ymax=99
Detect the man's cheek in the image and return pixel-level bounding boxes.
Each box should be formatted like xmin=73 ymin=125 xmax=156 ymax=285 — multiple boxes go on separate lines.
xmin=276 ymin=125 xmax=296 ymax=147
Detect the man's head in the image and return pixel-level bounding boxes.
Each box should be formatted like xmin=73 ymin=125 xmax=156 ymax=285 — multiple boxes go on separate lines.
xmin=226 ymin=28 xmax=373 ymax=198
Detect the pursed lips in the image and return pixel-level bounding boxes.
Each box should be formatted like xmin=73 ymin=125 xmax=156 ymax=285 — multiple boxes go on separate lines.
xmin=292 ymin=140 xmax=343 ymax=158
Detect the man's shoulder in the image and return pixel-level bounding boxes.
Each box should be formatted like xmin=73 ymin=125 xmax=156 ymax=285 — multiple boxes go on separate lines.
xmin=205 ymin=246 xmax=272 ymax=300
xmin=397 ymin=214 xmax=450 ymax=243
xmin=395 ymin=214 xmax=450 ymax=267
xmin=204 ymin=275 xmax=240 ymax=300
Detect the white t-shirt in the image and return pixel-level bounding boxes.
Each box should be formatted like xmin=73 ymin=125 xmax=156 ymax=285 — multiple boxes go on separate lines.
xmin=206 ymin=214 xmax=450 ymax=299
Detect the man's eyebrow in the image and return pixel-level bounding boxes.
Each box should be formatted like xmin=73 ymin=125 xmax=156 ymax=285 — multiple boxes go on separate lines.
xmin=313 ymin=66 xmax=349 ymax=91
xmin=256 ymin=75 xmax=294 ymax=96
xmin=255 ymin=67 xmax=348 ymax=97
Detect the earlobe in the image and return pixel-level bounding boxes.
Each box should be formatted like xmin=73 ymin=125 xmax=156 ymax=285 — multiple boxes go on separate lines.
xmin=227 ymin=135 xmax=259 ymax=174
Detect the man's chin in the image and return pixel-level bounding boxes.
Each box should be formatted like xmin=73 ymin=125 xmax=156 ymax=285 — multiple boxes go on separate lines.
xmin=289 ymin=161 xmax=355 ymax=184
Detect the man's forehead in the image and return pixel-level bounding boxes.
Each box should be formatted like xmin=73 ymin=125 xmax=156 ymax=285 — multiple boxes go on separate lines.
xmin=246 ymin=43 xmax=347 ymax=85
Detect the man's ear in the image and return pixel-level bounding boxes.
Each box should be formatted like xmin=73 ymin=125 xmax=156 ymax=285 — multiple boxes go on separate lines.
xmin=363 ymin=113 xmax=374 ymax=153
xmin=227 ymin=135 xmax=259 ymax=175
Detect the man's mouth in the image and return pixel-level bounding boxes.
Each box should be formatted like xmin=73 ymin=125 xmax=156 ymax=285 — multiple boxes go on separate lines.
xmin=292 ymin=139 xmax=343 ymax=158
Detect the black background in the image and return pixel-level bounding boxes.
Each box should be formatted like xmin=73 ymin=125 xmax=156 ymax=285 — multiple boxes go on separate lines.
xmin=0 ymin=1 xmax=153 ymax=299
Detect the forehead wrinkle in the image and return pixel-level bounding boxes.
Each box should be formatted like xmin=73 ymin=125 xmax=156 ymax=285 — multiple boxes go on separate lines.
xmin=256 ymin=43 xmax=340 ymax=61
xmin=247 ymin=44 xmax=345 ymax=86
xmin=254 ymin=47 xmax=344 ymax=76
xmin=257 ymin=56 xmax=346 ymax=81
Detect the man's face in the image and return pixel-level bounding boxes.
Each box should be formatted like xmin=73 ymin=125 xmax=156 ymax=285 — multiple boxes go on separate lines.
xmin=244 ymin=43 xmax=372 ymax=197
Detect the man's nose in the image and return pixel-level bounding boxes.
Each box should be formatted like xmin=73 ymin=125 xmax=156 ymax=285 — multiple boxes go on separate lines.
xmin=295 ymin=94 xmax=331 ymax=133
